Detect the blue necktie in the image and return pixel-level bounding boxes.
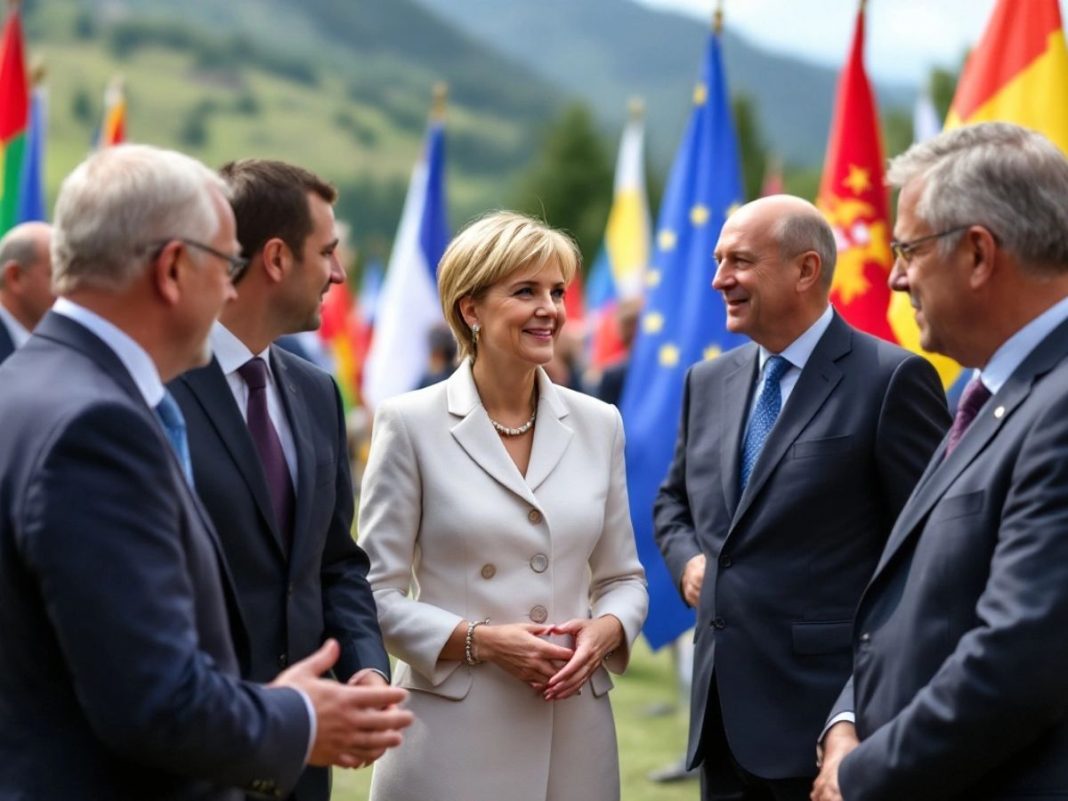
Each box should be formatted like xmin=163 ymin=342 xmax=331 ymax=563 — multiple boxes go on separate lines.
xmin=155 ymin=390 xmax=194 ymax=487
xmin=739 ymin=355 xmax=790 ymax=491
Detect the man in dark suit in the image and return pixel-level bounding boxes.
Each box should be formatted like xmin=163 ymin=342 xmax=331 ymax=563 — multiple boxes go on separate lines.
xmin=812 ymin=124 xmax=1068 ymax=801
xmin=654 ymin=195 xmax=949 ymax=801
xmin=0 ymin=221 xmax=53 ymax=362
xmin=0 ymin=144 xmax=411 ymax=800
xmin=169 ymin=159 xmax=391 ymax=801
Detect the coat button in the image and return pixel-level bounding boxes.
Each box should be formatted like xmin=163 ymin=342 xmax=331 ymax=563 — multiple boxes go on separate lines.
xmin=712 ymin=617 xmax=726 ymax=630
xmin=718 ymin=554 xmax=732 ymax=568
xmin=530 ymin=553 xmax=549 ymax=573
xmin=859 ymin=631 xmax=871 ymax=644
xmin=480 ymin=564 xmax=496 ymax=579
xmin=278 ymin=653 xmax=288 ymax=668
xmin=529 ymin=605 xmax=548 ymax=624
xmin=528 ymin=508 xmax=543 ymax=524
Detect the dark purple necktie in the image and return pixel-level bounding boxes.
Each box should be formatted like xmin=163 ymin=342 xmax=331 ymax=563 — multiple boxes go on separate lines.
xmin=237 ymin=357 xmax=295 ymax=548
xmin=944 ymin=377 xmax=993 ymax=457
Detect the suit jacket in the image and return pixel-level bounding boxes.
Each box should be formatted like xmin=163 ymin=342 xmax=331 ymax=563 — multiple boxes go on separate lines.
xmin=655 ymin=312 xmax=949 ymax=779
xmin=0 ymin=312 xmax=309 ymax=801
xmin=0 ymin=317 xmax=14 ymax=364
xmin=833 ymin=316 xmax=1068 ymax=800
xmin=359 ymin=360 xmax=648 ymax=801
xmin=170 ymin=347 xmax=389 ymax=801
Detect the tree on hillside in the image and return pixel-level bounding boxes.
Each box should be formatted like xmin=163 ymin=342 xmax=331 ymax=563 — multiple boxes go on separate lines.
xmin=732 ymin=92 xmax=768 ymax=201
xmin=513 ymin=103 xmax=612 ymax=271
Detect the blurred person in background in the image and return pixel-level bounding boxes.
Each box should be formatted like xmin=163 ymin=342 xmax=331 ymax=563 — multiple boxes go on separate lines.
xmin=169 ymin=159 xmax=393 ymax=801
xmin=0 ymin=221 xmax=53 ymax=363
xmin=359 ymin=210 xmax=648 ymax=801
xmin=417 ymin=322 xmax=458 ymax=387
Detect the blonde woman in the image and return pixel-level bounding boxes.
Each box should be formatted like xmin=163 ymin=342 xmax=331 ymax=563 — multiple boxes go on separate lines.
xmin=359 ymin=211 xmax=648 ymax=801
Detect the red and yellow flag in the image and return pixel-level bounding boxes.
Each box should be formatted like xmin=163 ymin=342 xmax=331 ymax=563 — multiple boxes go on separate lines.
xmin=888 ymin=0 xmax=1068 ymax=388
xmin=816 ymin=2 xmax=895 ymax=343
xmin=0 ymin=5 xmax=29 ymax=235
xmin=318 ymin=280 xmax=361 ymax=410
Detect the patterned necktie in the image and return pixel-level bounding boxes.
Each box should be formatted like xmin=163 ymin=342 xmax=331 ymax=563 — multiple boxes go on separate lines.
xmin=944 ymin=377 xmax=992 ymax=457
xmin=237 ymin=357 xmax=295 ymax=548
xmin=155 ymin=390 xmax=194 ymax=487
xmin=739 ymin=354 xmax=790 ymax=491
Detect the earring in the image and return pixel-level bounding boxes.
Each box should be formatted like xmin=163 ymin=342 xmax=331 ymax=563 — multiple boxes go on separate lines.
xmin=471 ymin=323 xmax=480 ymax=346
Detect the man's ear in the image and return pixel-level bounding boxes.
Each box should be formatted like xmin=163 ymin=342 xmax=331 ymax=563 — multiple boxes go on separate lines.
xmin=796 ymin=251 xmax=823 ymax=292
xmin=260 ymin=238 xmax=290 ymax=283
xmin=966 ymin=226 xmax=999 ymax=289
xmin=151 ymin=242 xmax=184 ymax=306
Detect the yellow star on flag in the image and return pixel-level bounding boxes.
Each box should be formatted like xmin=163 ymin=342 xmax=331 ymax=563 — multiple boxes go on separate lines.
xmin=693 ymin=83 xmax=707 ymax=105
xmin=690 ymin=205 xmax=709 ymax=226
xmin=658 ymin=229 xmax=677 ymax=252
xmin=703 ymin=345 xmax=722 ymax=361
xmin=843 ymin=164 xmax=871 ymax=195
xmin=726 ymin=202 xmax=741 ymax=218
xmin=659 ymin=344 xmax=680 ymax=367
xmin=643 ymin=312 xmax=664 ymax=334
xmin=645 ymin=269 xmax=661 ymax=288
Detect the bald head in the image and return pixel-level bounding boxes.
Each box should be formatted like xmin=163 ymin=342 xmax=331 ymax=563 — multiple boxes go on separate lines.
xmin=733 ymin=195 xmax=838 ymax=289
xmin=0 ymin=221 xmax=54 ymax=330
xmin=713 ymin=195 xmax=835 ymax=352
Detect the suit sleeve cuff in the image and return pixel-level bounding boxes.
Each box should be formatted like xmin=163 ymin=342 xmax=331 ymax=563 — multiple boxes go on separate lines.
xmin=816 ymin=711 xmax=856 ymax=766
xmin=295 ymin=688 xmax=317 ymax=765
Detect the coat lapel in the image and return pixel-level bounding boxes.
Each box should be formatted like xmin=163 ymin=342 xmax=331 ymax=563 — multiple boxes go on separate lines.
xmin=180 ymin=359 xmax=287 ymax=557
xmin=731 ymin=314 xmax=849 ymax=528
xmin=272 ymin=348 xmax=314 ymax=569
xmin=447 ymin=360 xmax=540 ymax=508
xmin=524 ymin=369 xmax=573 ymax=493
xmin=871 ymin=319 xmax=1068 ymax=578
xmin=720 ymin=347 xmax=759 ymax=513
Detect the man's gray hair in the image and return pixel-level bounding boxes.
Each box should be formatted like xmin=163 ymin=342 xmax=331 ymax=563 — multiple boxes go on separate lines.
xmin=887 ymin=122 xmax=1068 ymax=274
xmin=52 ymin=144 xmax=227 ymax=294
xmin=777 ymin=211 xmax=838 ymax=289
xmin=0 ymin=226 xmax=45 ymax=289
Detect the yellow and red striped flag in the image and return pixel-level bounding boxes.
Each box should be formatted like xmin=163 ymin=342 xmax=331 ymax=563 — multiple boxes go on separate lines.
xmin=0 ymin=4 xmax=29 ymax=235
xmin=888 ymin=0 xmax=1068 ymax=388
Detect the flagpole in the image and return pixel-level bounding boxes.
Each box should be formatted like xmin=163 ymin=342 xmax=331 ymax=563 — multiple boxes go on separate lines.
xmin=713 ymin=0 xmax=723 ymax=34
xmin=431 ymin=81 xmax=447 ymax=122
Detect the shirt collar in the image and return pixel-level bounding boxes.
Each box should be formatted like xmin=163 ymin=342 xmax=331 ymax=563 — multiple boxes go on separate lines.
xmin=51 ymin=297 xmax=165 ymax=407
xmin=210 ymin=322 xmax=272 ymax=379
xmin=758 ymin=305 xmax=834 ymax=372
xmin=0 ymin=303 xmax=31 ymax=348
xmin=980 ymin=293 xmax=1068 ymax=394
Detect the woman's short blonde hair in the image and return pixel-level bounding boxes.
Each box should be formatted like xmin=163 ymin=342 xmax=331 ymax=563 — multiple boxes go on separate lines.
xmin=438 ymin=210 xmax=580 ymax=361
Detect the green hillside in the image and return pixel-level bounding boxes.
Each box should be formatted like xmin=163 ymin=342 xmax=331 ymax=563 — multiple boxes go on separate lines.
xmin=21 ymin=0 xmax=567 ymax=255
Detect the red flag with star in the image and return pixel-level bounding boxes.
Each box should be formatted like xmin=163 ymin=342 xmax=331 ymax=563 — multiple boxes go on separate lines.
xmin=816 ymin=1 xmax=895 ymax=342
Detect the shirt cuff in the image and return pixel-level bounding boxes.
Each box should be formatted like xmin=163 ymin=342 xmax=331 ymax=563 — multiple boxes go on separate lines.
xmin=816 ymin=711 xmax=856 ymax=766
xmin=295 ymin=688 xmax=317 ymax=765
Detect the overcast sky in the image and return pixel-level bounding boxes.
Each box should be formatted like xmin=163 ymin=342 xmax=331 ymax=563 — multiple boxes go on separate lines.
xmin=635 ymin=0 xmax=1066 ymax=85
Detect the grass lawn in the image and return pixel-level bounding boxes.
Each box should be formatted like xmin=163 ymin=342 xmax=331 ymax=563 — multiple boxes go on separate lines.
xmin=332 ymin=639 xmax=699 ymax=801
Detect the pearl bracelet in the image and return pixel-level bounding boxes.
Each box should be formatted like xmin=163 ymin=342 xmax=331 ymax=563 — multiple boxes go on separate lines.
xmin=465 ymin=618 xmax=489 ymax=666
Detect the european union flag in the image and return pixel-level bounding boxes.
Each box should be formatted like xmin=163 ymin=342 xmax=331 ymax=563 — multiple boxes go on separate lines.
xmin=618 ymin=24 xmax=746 ymax=650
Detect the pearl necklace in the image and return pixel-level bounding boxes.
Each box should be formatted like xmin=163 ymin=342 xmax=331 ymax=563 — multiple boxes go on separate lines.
xmin=488 ymin=408 xmax=536 ymax=437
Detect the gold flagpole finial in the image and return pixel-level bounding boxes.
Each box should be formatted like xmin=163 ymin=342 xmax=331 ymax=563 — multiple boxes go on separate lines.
xmin=30 ymin=56 xmax=46 ymax=86
xmin=859 ymin=0 xmax=867 ymax=13
xmin=712 ymin=0 xmax=724 ymax=34
xmin=627 ymin=96 xmax=645 ymax=120
xmin=431 ymin=82 xmax=448 ymax=122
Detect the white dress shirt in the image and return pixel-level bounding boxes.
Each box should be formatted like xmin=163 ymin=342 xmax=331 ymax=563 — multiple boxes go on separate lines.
xmin=210 ymin=322 xmax=298 ymax=486
xmin=977 ymin=293 xmax=1068 ymax=393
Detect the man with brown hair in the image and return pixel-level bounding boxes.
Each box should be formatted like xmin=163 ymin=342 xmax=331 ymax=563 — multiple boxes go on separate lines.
xmin=169 ymin=159 xmax=391 ymax=801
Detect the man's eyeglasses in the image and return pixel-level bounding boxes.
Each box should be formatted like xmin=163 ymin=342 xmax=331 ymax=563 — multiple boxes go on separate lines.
xmin=889 ymin=226 xmax=971 ymax=264
xmin=150 ymin=238 xmax=249 ymax=281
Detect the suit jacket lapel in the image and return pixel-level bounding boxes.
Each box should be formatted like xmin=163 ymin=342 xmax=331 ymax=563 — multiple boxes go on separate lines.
xmin=524 ymin=369 xmax=573 ymax=493
xmin=180 ymin=359 xmax=287 ymax=557
xmin=272 ymin=348 xmax=314 ymax=568
xmin=872 ymin=318 xmax=1068 ymax=578
xmin=731 ymin=314 xmax=849 ymax=528
xmin=720 ymin=347 xmax=758 ymax=513
xmin=448 ymin=360 xmax=540 ymax=508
